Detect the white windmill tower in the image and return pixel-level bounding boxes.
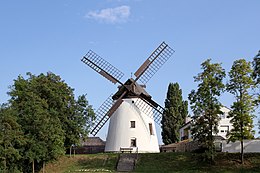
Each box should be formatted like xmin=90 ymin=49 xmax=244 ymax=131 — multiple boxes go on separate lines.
xmin=81 ymin=42 xmax=174 ymax=153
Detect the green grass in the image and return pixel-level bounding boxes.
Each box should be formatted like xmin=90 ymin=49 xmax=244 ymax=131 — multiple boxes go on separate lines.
xmin=43 ymin=153 xmax=260 ymax=173
xmin=43 ymin=154 xmax=119 ymax=173
xmin=135 ymin=152 xmax=260 ymax=173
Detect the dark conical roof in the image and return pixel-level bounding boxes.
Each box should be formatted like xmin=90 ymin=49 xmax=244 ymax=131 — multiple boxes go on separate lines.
xmin=112 ymin=78 xmax=151 ymax=100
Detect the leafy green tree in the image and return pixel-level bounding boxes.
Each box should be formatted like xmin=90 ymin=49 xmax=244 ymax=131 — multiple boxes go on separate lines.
xmin=226 ymin=59 xmax=255 ymax=164
xmin=0 ymin=104 xmax=25 ymax=173
xmin=189 ymin=59 xmax=225 ymax=163
xmin=8 ymin=74 xmax=64 ymax=172
xmin=161 ymin=82 xmax=188 ymax=144
xmin=8 ymin=72 xmax=95 ymax=172
xmin=63 ymin=94 xmax=95 ymax=149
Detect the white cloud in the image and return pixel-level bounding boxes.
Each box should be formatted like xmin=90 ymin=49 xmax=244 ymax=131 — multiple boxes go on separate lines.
xmin=86 ymin=5 xmax=130 ymax=24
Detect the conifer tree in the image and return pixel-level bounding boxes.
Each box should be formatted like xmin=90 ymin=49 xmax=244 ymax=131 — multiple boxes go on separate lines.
xmin=189 ymin=59 xmax=225 ymax=163
xmin=252 ymin=50 xmax=260 ymax=134
xmin=252 ymin=50 xmax=260 ymax=85
xmin=161 ymin=82 xmax=188 ymax=144
xmin=227 ymin=59 xmax=255 ymax=164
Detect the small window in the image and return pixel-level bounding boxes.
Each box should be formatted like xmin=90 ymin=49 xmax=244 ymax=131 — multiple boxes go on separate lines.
xmin=220 ymin=126 xmax=229 ymax=133
xmin=130 ymin=121 xmax=135 ymax=128
xmin=149 ymin=123 xmax=154 ymax=135
xmin=131 ymin=138 xmax=136 ymax=147
xmin=220 ymin=113 xmax=226 ymax=119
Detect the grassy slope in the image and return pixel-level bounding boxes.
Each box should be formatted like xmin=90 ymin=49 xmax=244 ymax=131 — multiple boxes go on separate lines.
xmin=135 ymin=153 xmax=260 ymax=173
xmin=43 ymin=154 xmax=118 ymax=173
xmin=43 ymin=153 xmax=260 ymax=173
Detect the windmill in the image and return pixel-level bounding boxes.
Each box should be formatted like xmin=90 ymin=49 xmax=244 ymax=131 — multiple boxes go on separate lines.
xmin=81 ymin=42 xmax=174 ymax=153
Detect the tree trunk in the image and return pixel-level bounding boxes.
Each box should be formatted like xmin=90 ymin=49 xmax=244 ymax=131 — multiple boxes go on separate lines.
xmin=43 ymin=161 xmax=45 ymax=173
xmin=209 ymin=112 xmax=214 ymax=164
xmin=241 ymin=140 xmax=244 ymax=164
xmin=3 ymin=158 xmax=6 ymax=173
xmin=70 ymin=146 xmax=72 ymax=158
xmin=32 ymin=160 xmax=35 ymax=173
xmin=240 ymin=121 xmax=244 ymax=165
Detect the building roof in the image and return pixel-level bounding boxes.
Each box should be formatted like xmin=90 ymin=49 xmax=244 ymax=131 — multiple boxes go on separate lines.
xmin=112 ymin=78 xmax=151 ymax=100
xmin=213 ymin=135 xmax=225 ymax=140
xmin=81 ymin=137 xmax=106 ymax=146
xmin=180 ymin=106 xmax=231 ymax=129
xmin=161 ymin=139 xmax=190 ymax=148
xmin=180 ymin=120 xmax=192 ymax=129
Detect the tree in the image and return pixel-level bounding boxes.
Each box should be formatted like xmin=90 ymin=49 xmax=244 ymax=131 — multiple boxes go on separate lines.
xmin=161 ymin=83 xmax=188 ymax=144
xmin=7 ymin=72 xmax=95 ymax=172
xmin=63 ymin=94 xmax=95 ymax=149
xmin=189 ymin=59 xmax=225 ymax=163
xmin=0 ymin=104 xmax=25 ymax=172
xmin=252 ymin=50 xmax=260 ymax=134
xmin=8 ymin=74 xmax=65 ymax=172
xmin=227 ymin=59 xmax=255 ymax=164
xmin=252 ymin=50 xmax=260 ymax=85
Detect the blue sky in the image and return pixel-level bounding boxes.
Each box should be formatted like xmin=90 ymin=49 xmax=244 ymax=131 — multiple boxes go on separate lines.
xmin=1 ymin=0 xmax=260 ymax=142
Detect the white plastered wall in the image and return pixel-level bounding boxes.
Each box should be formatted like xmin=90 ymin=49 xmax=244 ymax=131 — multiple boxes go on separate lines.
xmin=215 ymin=106 xmax=233 ymax=139
xmin=105 ymin=98 xmax=160 ymax=153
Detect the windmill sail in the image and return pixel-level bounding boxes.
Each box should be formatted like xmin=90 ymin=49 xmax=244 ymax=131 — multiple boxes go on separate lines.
xmin=90 ymin=91 xmax=127 ymax=136
xmin=133 ymin=97 xmax=164 ymax=125
xmin=82 ymin=42 xmax=174 ymax=140
xmin=134 ymin=42 xmax=174 ymax=84
xmin=90 ymin=94 xmax=114 ymax=136
xmin=81 ymin=50 xmax=124 ymax=84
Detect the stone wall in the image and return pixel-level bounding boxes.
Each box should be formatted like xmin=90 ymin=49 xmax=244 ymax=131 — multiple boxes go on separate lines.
xmin=175 ymin=140 xmax=200 ymax=152
xmin=222 ymin=140 xmax=260 ymax=153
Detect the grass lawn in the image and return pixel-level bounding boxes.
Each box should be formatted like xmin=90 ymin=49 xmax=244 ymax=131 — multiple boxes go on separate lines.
xmin=43 ymin=154 xmax=118 ymax=173
xmin=43 ymin=152 xmax=260 ymax=173
xmin=135 ymin=152 xmax=260 ymax=173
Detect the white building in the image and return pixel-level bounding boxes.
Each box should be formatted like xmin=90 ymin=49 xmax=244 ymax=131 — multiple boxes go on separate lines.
xmin=105 ymin=98 xmax=160 ymax=153
xmin=179 ymin=106 xmax=233 ymax=141
xmin=104 ymin=79 xmax=161 ymax=153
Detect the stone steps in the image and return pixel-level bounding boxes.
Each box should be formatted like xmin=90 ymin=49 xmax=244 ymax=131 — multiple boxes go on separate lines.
xmin=117 ymin=153 xmax=138 ymax=172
